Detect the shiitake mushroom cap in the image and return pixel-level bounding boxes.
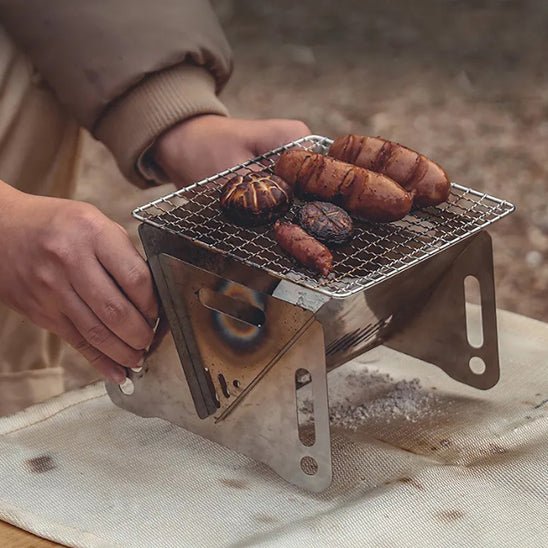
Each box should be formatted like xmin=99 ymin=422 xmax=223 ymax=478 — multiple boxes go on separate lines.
xmin=220 ymin=172 xmax=293 ymax=227
xmin=298 ymin=201 xmax=353 ymax=245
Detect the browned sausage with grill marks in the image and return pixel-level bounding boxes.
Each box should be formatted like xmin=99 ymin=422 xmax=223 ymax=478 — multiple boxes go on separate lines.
xmin=328 ymin=135 xmax=450 ymax=207
xmin=273 ymin=220 xmax=333 ymax=276
xmin=275 ymin=149 xmax=412 ymax=222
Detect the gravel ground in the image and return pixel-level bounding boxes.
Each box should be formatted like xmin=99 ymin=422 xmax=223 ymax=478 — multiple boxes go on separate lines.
xmin=70 ymin=0 xmax=548 ymax=387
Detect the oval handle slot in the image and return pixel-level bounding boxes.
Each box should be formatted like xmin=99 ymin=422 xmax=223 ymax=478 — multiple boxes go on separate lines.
xmin=464 ymin=275 xmax=484 ymax=348
xmin=198 ymin=287 xmax=265 ymax=327
xmin=295 ymin=368 xmax=316 ymax=447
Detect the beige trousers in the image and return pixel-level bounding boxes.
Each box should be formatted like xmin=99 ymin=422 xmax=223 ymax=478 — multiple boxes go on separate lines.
xmin=0 ymin=27 xmax=82 ymax=415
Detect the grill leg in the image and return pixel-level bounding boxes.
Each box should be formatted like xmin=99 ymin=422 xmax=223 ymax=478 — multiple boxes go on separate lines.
xmin=385 ymin=230 xmax=500 ymax=389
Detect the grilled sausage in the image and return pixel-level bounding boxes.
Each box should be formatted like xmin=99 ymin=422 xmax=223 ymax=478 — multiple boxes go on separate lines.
xmin=275 ymin=149 xmax=412 ymax=222
xmin=328 ymin=135 xmax=450 ymax=207
xmin=273 ymin=220 xmax=333 ymax=276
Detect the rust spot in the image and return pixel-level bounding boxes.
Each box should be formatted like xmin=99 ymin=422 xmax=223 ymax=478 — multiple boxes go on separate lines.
xmin=436 ymin=510 xmax=465 ymax=523
xmin=255 ymin=514 xmax=279 ymax=524
xmin=25 ymin=455 xmax=56 ymax=474
xmin=220 ymin=478 xmax=249 ymax=490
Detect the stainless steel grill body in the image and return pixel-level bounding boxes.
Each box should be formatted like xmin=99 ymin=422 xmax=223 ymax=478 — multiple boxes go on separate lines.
xmin=107 ymin=136 xmax=514 ymax=492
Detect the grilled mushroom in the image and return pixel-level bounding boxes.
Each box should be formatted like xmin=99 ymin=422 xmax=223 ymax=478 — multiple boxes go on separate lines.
xmin=298 ymin=201 xmax=353 ymax=245
xmin=220 ymin=172 xmax=293 ymax=227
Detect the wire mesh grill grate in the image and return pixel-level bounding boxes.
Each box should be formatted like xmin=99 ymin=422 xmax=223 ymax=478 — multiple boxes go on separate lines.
xmin=133 ymin=135 xmax=515 ymax=298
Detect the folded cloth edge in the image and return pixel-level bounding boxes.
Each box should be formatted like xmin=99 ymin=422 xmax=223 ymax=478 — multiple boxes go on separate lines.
xmin=0 ymin=382 xmax=106 ymax=436
xmin=0 ymin=500 xmax=116 ymax=548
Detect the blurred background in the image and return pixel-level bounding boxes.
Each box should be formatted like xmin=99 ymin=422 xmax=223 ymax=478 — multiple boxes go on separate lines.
xmin=71 ymin=0 xmax=548 ymax=386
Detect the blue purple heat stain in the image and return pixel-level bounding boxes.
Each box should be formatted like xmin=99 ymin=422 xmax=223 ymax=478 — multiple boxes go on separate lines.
xmin=210 ymin=280 xmax=267 ymax=351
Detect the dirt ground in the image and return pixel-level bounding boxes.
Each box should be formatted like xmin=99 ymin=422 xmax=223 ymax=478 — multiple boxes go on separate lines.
xmin=69 ymin=0 xmax=548 ymax=386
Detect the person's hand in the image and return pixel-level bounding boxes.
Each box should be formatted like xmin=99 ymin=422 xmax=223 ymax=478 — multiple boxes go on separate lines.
xmin=0 ymin=185 xmax=158 ymax=384
xmin=153 ymin=115 xmax=310 ymax=187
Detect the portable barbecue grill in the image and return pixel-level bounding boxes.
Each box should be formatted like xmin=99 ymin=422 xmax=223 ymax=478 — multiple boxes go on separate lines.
xmin=106 ymin=135 xmax=515 ymax=492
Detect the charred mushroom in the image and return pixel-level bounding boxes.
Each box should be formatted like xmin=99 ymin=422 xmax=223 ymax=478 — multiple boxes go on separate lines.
xmin=298 ymin=201 xmax=353 ymax=245
xmin=220 ymin=172 xmax=293 ymax=227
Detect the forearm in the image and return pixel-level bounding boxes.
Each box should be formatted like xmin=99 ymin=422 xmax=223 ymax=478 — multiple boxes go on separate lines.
xmin=0 ymin=0 xmax=233 ymax=187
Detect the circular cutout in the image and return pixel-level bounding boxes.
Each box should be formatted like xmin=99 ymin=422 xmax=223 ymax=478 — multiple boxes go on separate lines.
xmin=119 ymin=377 xmax=135 ymax=395
xmin=469 ymin=356 xmax=486 ymax=375
xmin=300 ymin=456 xmax=318 ymax=476
xmin=233 ymin=379 xmax=241 ymax=389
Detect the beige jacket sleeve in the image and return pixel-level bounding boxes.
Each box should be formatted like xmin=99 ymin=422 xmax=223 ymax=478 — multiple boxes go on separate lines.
xmin=0 ymin=0 xmax=233 ymax=187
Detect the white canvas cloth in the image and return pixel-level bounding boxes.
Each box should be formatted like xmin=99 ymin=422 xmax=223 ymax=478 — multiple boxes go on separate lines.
xmin=0 ymin=308 xmax=546 ymax=547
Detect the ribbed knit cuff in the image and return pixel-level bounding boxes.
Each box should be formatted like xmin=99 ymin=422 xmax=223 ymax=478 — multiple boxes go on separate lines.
xmin=94 ymin=65 xmax=229 ymax=188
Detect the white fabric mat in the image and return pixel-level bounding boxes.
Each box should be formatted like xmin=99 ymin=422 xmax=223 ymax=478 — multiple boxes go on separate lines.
xmin=0 ymin=309 xmax=546 ymax=548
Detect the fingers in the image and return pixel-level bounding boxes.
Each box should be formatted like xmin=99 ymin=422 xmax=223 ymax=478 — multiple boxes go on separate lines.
xmin=247 ymin=119 xmax=311 ymax=156
xmin=61 ymin=288 xmax=145 ymax=369
xmin=95 ymin=225 xmax=159 ymax=326
xmin=151 ymin=115 xmax=312 ymax=188
xmin=70 ymin=257 xmax=154 ymax=351
xmin=58 ymin=316 xmax=127 ymax=384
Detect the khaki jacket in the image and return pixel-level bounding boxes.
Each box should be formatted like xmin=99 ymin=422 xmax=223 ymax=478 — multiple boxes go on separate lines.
xmin=0 ymin=0 xmax=232 ymax=187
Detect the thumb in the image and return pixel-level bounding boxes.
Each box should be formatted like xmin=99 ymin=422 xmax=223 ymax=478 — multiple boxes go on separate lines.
xmin=247 ymin=119 xmax=311 ymax=156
